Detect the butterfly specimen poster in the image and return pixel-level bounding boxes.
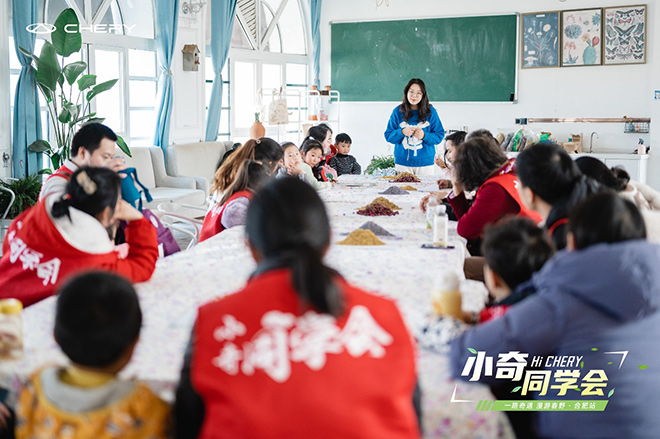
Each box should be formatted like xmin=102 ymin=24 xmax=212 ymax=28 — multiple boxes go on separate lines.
xmin=562 ymin=9 xmax=602 ymax=66
xmin=604 ymin=5 xmax=646 ymax=64
xmin=521 ymin=12 xmax=560 ymax=68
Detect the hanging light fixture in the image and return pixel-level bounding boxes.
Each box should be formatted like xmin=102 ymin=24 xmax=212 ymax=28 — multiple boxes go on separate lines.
xmin=182 ymin=0 xmax=207 ymax=15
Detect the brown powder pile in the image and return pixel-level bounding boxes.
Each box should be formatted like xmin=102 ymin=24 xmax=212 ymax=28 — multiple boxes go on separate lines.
xmin=400 ymin=185 xmax=418 ymax=191
xmin=360 ymin=197 xmax=401 ymax=211
xmin=390 ymin=172 xmax=420 ymax=183
xmin=337 ymin=229 xmax=385 ymax=246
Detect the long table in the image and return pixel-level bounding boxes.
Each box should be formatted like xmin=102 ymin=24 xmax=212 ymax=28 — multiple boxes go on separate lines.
xmin=0 ymin=175 xmax=514 ymax=439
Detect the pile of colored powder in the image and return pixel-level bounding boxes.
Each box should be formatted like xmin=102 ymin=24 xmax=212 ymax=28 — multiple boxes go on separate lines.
xmin=390 ymin=172 xmax=420 ymax=183
xmin=337 ymin=229 xmax=385 ymax=245
xmin=380 ymin=186 xmax=409 ymax=195
xmin=358 ymin=221 xmax=394 ymax=237
xmin=356 ymin=203 xmax=399 ymax=217
xmin=360 ymin=197 xmax=402 ymax=211
xmin=400 ymin=185 xmax=418 ymax=191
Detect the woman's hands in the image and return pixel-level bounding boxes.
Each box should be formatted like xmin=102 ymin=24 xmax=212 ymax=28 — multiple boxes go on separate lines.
xmin=402 ymin=127 xmax=415 ymax=137
xmin=115 ymin=200 xmax=144 ymax=222
xmin=412 ymin=128 xmax=425 ymax=140
xmin=437 ymin=178 xmax=452 ymax=189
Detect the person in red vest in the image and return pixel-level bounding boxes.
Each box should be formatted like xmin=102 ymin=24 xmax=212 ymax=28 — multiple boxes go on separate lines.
xmin=175 ymin=178 xmax=421 ymax=439
xmin=0 ymin=167 xmax=158 ymax=307
xmin=447 ymin=133 xmax=543 ymax=256
xmin=39 ymin=123 xmax=127 ymax=200
xmin=200 ymin=160 xmax=272 ymax=242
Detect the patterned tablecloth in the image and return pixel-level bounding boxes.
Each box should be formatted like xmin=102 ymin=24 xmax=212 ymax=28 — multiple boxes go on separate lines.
xmin=0 ymin=175 xmax=514 ymax=439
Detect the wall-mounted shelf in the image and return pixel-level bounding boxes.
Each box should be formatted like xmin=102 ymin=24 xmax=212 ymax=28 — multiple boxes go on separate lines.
xmin=515 ymin=117 xmax=650 ymax=124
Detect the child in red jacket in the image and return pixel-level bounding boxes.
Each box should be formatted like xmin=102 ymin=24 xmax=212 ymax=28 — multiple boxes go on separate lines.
xmin=0 ymin=167 xmax=158 ymax=306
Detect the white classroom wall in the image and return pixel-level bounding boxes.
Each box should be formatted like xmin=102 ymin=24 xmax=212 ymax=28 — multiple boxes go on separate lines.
xmin=319 ymin=0 xmax=660 ymax=189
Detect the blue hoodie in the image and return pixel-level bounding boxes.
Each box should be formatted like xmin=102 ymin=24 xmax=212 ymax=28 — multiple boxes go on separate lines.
xmin=450 ymin=240 xmax=660 ymax=438
xmin=384 ymin=106 xmax=445 ymax=168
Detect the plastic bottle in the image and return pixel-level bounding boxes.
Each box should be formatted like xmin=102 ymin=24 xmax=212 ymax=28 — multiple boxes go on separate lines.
xmin=433 ymin=204 xmax=448 ymax=246
xmin=0 ymin=298 xmax=23 ymax=360
xmin=426 ymin=196 xmax=438 ymax=229
xmin=432 ymin=270 xmax=462 ymax=320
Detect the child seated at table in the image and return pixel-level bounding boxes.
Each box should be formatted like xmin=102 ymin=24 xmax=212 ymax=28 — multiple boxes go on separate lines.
xmin=328 ymin=133 xmax=362 ymax=176
xmin=201 ymin=160 xmax=272 ymax=241
xmin=175 ymin=178 xmax=420 ymax=439
xmin=300 ymin=138 xmax=333 ymax=190
xmin=471 ymin=217 xmax=554 ymax=323
xmin=0 ymin=167 xmax=158 ymax=307
xmin=16 ymin=271 xmax=170 ymax=439
xmin=277 ymin=141 xmax=305 ymax=180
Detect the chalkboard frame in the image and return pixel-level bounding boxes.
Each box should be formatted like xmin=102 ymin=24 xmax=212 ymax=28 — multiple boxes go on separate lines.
xmin=330 ymin=13 xmax=520 ymax=103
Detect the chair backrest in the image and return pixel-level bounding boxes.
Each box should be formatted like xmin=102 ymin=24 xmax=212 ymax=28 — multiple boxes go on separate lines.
xmin=115 ymin=146 xmax=157 ymax=189
xmin=167 ymin=141 xmax=233 ymax=189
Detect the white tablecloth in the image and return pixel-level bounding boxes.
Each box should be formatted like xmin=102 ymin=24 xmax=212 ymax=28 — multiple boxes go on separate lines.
xmin=0 ymin=175 xmax=514 ymax=439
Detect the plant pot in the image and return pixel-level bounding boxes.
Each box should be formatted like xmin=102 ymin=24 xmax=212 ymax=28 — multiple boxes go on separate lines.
xmin=250 ymin=121 xmax=266 ymax=139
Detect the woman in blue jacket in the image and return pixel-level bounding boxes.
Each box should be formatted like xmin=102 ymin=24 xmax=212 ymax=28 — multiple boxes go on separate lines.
xmin=450 ymin=191 xmax=660 ymax=438
xmin=384 ymin=78 xmax=445 ymax=175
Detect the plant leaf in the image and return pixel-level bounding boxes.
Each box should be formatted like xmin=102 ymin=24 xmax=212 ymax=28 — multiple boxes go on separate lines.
xmin=86 ymin=79 xmax=118 ymax=101
xmin=37 ymin=82 xmax=54 ymax=103
xmin=58 ymin=106 xmax=71 ymax=124
xmin=36 ymin=42 xmax=61 ymax=92
xmin=69 ymin=112 xmax=99 ymax=127
xmin=28 ymin=140 xmax=52 ymax=153
xmin=52 ymin=8 xmax=82 ymax=57
xmin=77 ymin=74 xmax=97 ymax=91
xmin=85 ymin=117 xmax=106 ymax=125
xmin=116 ymin=135 xmax=132 ymax=157
xmin=38 ymin=168 xmax=53 ymax=175
xmin=18 ymin=46 xmax=39 ymax=65
xmin=62 ymin=61 xmax=87 ymax=86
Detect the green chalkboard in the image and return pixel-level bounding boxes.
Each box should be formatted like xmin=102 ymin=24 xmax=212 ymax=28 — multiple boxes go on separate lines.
xmin=331 ymin=15 xmax=518 ymax=102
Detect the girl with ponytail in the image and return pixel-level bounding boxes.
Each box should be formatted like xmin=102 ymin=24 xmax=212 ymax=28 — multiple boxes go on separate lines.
xmin=175 ymin=178 xmax=420 ymax=439
xmin=0 ymin=167 xmax=159 ymax=306
xmin=200 ymin=160 xmax=272 ymax=242
xmin=209 ymin=137 xmax=283 ymax=208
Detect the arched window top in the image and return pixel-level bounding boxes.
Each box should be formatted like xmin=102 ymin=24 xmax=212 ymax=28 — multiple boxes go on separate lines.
xmin=41 ymin=0 xmax=155 ymax=39
xmin=207 ymin=0 xmax=307 ymax=55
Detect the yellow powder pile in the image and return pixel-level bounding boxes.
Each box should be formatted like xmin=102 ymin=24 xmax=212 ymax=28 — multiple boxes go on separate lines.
xmin=400 ymin=185 xmax=418 ymax=191
xmin=337 ymin=229 xmax=385 ymax=246
xmin=360 ymin=197 xmax=402 ymax=211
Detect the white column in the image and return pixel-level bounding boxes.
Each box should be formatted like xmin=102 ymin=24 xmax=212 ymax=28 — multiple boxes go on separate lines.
xmin=0 ymin=0 xmax=11 ymax=179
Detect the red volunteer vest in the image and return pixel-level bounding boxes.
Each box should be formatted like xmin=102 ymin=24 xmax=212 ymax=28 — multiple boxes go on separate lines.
xmin=200 ymin=190 xmax=253 ymax=242
xmin=191 ymin=269 xmax=419 ymax=439
xmin=47 ymin=163 xmax=75 ymax=182
xmin=484 ymin=172 xmax=544 ymax=225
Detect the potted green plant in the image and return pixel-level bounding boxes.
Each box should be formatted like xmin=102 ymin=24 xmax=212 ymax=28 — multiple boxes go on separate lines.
xmin=20 ymin=8 xmax=130 ymax=170
xmin=0 ymin=174 xmax=43 ymax=244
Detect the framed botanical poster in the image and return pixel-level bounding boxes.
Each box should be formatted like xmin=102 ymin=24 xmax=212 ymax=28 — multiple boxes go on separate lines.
xmin=521 ymin=11 xmax=560 ymax=68
xmin=604 ymin=5 xmax=647 ymax=65
xmin=561 ymin=9 xmax=602 ymax=66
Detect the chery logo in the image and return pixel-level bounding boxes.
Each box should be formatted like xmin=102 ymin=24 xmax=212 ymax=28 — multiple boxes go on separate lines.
xmin=26 ymin=23 xmax=57 ymax=34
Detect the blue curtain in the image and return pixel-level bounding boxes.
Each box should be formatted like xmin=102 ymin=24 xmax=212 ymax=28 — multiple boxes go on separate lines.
xmin=153 ymin=0 xmax=180 ymax=160
xmin=205 ymin=0 xmax=237 ymax=141
xmin=309 ymin=0 xmax=322 ymax=89
xmin=11 ymin=0 xmax=43 ymax=178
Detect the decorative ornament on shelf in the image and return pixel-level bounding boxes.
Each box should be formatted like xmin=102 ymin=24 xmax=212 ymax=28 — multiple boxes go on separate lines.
xmin=182 ymin=0 xmax=206 ymax=15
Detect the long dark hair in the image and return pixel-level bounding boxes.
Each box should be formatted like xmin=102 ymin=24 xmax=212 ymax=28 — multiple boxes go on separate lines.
xmin=51 ymin=167 xmax=120 ymax=222
xmin=245 ymin=178 xmax=343 ymax=316
xmin=399 ymin=78 xmax=431 ymax=122
xmin=219 ymin=160 xmax=272 ymax=205
xmin=569 ymin=192 xmax=646 ymax=250
xmin=453 ymin=135 xmax=508 ymax=191
xmin=212 ymin=137 xmax=282 ymax=194
xmin=575 ymin=156 xmax=627 ymax=192
xmin=307 ymin=123 xmax=332 ymax=144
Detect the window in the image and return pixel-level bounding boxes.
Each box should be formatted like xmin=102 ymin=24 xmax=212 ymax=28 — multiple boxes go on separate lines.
xmin=205 ymin=57 xmax=231 ymax=142
xmin=9 ymin=0 xmax=157 ymax=159
xmin=207 ymin=0 xmax=310 ymax=142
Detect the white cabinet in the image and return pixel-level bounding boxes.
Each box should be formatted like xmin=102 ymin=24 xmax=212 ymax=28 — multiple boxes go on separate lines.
xmin=602 ymin=156 xmax=648 ymax=185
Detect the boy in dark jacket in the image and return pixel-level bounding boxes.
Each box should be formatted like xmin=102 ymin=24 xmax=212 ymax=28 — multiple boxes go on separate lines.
xmin=328 ymin=133 xmax=361 ymax=176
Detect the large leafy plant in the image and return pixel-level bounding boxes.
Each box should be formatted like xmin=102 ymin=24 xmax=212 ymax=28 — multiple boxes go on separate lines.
xmin=20 ymin=8 xmax=130 ymax=170
xmin=0 ymin=174 xmax=43 ymax=219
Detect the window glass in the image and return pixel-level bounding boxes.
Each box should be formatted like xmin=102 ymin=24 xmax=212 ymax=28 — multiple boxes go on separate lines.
xmin=279 ymin=0 xmax=306 ymax=55
xmin=128 ymin=49 xmax=156 ymax=77
xmin=128 ymin=80 xmax=156 ymax=107
xmin=93 ymin=49 xmax=123 ymax=132
xmin=234 ymin=61 xmax=256 ymax=128
xmin=129 ymin=110 xmax=154 ymax=138
xmin=286 ymin=63 xmax=307 ymax=85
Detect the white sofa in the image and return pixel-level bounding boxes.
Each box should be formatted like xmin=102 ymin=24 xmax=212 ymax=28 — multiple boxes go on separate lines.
xmin=116 ymin=146 xmax=207 ymax=210
xmin=166 ymin=141 xmax=234 ymax=195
